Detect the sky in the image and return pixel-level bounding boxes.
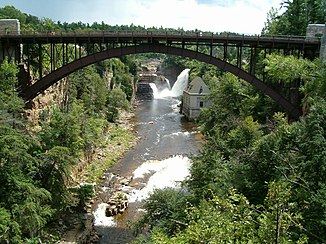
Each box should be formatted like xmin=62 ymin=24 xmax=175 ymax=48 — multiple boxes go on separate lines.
xmin=0 ymin=0 xmax=284 ymax=34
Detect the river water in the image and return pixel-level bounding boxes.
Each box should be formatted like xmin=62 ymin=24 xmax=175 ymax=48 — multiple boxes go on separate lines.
xmin=93 ymin=71 xmax=202 ymax=243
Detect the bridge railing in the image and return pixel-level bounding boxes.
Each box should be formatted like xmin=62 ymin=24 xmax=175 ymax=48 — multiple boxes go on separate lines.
xmin=0 ymin=29 xmax=319 ymax=42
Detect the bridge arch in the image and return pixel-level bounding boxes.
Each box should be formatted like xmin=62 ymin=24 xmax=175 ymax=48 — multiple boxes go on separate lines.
xmin=23 ymin=43 xmax=301 ymax=119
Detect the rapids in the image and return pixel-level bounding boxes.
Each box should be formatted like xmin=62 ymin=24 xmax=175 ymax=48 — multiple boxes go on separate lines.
xmin=93 ymin=69 xmax=202 ymax=243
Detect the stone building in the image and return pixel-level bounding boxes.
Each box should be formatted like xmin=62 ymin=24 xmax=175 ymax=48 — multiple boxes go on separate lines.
xmin=182 ymin=76 xmax=210 ymax=121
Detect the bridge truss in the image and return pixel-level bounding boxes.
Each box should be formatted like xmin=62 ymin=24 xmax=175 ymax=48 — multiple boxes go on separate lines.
xmin=0 ymin=31 xmax=321 ymax=118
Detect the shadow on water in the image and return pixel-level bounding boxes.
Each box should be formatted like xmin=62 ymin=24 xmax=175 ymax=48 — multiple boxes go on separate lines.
xmin=95 ymin=226 xmax=135 ymax=243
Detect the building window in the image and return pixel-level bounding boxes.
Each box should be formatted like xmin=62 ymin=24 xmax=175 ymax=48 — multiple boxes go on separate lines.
xmin=199 ymin=101 xmax=204 ymax=107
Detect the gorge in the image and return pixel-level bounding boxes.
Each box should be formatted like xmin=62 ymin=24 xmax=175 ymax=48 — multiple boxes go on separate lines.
xmin=92 ymin=67 xmax=202 ymax=243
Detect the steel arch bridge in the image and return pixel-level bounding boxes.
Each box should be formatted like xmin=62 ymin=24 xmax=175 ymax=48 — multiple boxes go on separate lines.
xmin=0 ymin=31 xmax=321 ymax=118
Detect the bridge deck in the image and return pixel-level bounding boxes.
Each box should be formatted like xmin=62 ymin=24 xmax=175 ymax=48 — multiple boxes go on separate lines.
xmin=0 ymin=31 xmax=320 ymax=49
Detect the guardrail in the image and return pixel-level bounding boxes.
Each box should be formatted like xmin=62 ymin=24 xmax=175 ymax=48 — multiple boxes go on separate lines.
xmin=0 ymin=30 xmax=320 ymax=42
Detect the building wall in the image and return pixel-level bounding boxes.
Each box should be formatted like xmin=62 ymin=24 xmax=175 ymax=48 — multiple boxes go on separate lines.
xmin=182 ymin=92 xmax=207 ymax=120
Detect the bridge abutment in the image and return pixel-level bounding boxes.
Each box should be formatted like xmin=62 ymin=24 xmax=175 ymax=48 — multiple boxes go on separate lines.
xmin=0 ymin=19 xmax=22 ymax=62
xmin=306 ymin=24 xmax=326 ymax=61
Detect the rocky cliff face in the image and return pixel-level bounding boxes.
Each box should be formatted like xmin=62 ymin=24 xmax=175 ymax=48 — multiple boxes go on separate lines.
xmin=24 ymin=78 xmax=69 ymax=125
xmin=136 ymin=82 xmax=154 ymax=100
xmin=136 ymin=59 xmax=183 ymax=100
xmin=16 ymin=57 xmax=68 ymax=124
xmin=157 ymin=64 xmax=184 ymax=87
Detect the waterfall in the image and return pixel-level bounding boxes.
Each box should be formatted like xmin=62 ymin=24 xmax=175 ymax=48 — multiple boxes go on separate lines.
xmin=165 ymin=78 xmax=171 ymax=90
xmin=149 ymin=83 xmax=159 ymax=98
xmin=148 ymin=69 xmax=190 ymax=99
xmin=171 ymin=68 xmax=190 ymax=97
xmin=150 ymin=82 xmax=171 ymax=99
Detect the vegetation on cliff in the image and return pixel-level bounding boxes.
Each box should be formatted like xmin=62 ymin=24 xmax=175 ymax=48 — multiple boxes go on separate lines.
xmin=0 ymin=6 xmax=140 ymax=242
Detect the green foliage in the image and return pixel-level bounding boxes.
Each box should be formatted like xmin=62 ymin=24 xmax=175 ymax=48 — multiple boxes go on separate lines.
xmin=0 ymin=207 xmax=21 ymax=243
xmin=10 ymin=180 xmax=53 ymax=238
xmin=0 ymin=59 xmax=24 ymax=128
xmin=39 ymin=146 xmax=76 ymax=209
xmin=0 ymin=59 xmax=53 ymax=242
xmin=132 ymin=188 xmax=188 ymax=237
xmin=199 ymin=73 xmax=262 ymax=137
xmin=81 ymin=116 xmax=108 ymax=161
xmin=262 ymin=0 xmax=326 ymax=35
xmin=300 ymin=59 xmax=326 ymax=108
xmin=0 ymin=6 xmax=27 ymax=26
xmin=106 ymin=88 xmax=130 ymax=122
xmin=226 ymin=116 xmax=262 ymax=150
xmin=257 ymin=181 xmax=307 ymax=243
xmin=0 ymin=125 xmax=53 ymax=241
xmin=136 ymin=186 xmax=306 ymax=243
xmin=39 ymin=104 xmax=84 ymax=156
xmin=76 ymin=183 xmax=95 ymax=207
xmin=264 ymin=54 xmax=313 ymax=84
xmin=68 ymin=66 xmax=108 ymax=115
xmin=187 ymin=149 xmax=231 ymax=200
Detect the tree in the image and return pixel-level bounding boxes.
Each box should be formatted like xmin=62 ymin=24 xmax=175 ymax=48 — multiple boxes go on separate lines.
xmin=0 ymin=6 xmax=27 ymax=26
xmin=106 ymin=88 xmax=130 ymax=122
xmin=0 ymin=207 xmax=21 ymax=243
xmin=135 ymin=186 xmax=306 ymax=243
xmin=0 ymin=59 xmax=24 ymax=128
xmin=81 ymin=116 xmax=108 ymax=162
xmin=67 ymin=66 xmax=107 ymax=115
xmin=39 ymin=146 xmax=76 ymax=210
xmin=262 ymin=0 xmax=326 ymax=35
xmin=257 ymin=181 xmax=307 ymax=243
xmin=39 ymin=103 xmax=84 ymax=156
xmin=133 ymin=188 xmax=188 ymax=237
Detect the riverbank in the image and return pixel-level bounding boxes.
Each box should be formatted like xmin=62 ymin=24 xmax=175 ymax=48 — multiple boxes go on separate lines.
xmin=60 ymin=109 xmax=139 ymax=243
xmin=93 ymin=96 xmax=203 ymax=243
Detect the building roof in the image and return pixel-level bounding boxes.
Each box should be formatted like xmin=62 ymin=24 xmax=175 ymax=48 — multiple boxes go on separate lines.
xmin=185 ymin=76 xmax=209 ymax=94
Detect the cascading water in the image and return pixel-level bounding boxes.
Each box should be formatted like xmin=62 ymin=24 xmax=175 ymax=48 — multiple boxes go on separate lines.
xmin=171 ymin=68 xmax=190 ymax=97
xmin=165 ymin=78 xmax=171 ymax=90
xmin=93 ymin=68 xmax=201 ymax=243
xmin=149 ymin=69 xmax=190 ymax=99
xmin=149 ymin=83 xmax=159 ymax=98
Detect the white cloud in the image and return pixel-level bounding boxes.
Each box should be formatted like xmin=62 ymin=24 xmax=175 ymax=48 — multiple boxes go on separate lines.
xmin=112 ymin=0 xmax=283 ymax=34
xmin=0 ymin=0 xmax=283 ymax=34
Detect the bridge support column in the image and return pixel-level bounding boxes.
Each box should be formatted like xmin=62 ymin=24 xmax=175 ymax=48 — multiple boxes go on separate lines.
xmin=321 ymin=26 xmax=326 ymax=62
xmin=17 ymin=63 xmax=31 ymax=98
xmin=306 ymin=24 xmax=326 ymax=62
xmin=0 ymin=19 xmax=22 ymax=63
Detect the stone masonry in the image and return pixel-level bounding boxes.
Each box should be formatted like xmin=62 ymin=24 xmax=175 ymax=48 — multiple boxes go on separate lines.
xmin=0 ymin=19 xmax=21 ymax=62
xmin=306 ymin=24 xmax=326 ymax=62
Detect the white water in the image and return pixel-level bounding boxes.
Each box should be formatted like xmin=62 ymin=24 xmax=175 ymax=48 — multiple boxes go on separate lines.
xmin=149 ymin=83 xmax=159 ymax=98
xmin=93 ymin=153 xmax=192 ymax=228
xmin=149 ymin=68 xmax=190 ymax=99
xmin=128 ymin=155 xmax=191 ymax=203
xmin=93 ymin=68 xmax=197 ymax=237
xmin=165 ymin=78 xmax=171 ymax=90
xmin=93 ymin=203 xmax=117 ymax=227
xmin=171 ymin=68 xmax=190 ymax=97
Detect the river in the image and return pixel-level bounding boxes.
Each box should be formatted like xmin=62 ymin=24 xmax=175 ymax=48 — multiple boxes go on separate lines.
xmin=93 ymin=70 xmax=202 ymax=243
